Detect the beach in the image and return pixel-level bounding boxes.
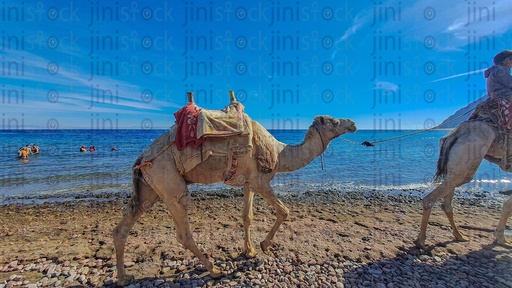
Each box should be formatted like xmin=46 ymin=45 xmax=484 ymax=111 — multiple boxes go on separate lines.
xmin=1 ymin=190 xmax=511 ymax=287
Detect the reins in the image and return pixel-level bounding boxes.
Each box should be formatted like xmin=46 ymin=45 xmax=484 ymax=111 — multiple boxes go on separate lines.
xmin=340 ymin=108 xmax=476 ymax=147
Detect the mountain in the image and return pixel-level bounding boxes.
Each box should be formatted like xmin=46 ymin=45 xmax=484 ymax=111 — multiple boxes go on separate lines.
xmin=439 ymin=95 xmax=488 ymax=129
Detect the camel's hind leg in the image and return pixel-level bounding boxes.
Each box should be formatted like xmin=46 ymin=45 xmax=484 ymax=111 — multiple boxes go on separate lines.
xmin=242 ymin=184 xmax=258 ymax=258
xmin=441 ymin=191 xmax=467 ymax=241
xmin=159 ymin=181 xmax=223 ymax=278
xmin=495 ymin=196 xmax=512 ymax=245
xmin=113 ymin=177 xmax=159 ymax=286
xmin=416 ymin=136 xmax=492 ymax=248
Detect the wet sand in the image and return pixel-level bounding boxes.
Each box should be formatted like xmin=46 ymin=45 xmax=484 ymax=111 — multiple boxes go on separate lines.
xmin=1 ymin=190 xmax=511 ymax=287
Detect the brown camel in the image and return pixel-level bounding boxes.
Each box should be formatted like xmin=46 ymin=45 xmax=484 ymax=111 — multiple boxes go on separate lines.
xmin=415 ymin=119 xmax=512 ymax=248
xmin=113 ymin=111 xmax=357 ymax=285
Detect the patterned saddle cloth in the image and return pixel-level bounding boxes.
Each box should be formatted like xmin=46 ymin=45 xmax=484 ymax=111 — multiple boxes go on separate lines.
xmin=469 ymin=97 xmax=512 ymax=130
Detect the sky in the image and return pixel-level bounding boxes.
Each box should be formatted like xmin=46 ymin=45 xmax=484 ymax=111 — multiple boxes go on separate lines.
xmin=1 ymin=0 xmax=511 ymax=130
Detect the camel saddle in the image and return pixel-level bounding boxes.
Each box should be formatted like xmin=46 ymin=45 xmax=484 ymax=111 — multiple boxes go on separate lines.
xmin=169 ymin=92 xmax=253 ymax=185
xmin=469 ymin=96 xmax=512 ymax=130
xmin=469 ymin=96 xmax=512 ymax=171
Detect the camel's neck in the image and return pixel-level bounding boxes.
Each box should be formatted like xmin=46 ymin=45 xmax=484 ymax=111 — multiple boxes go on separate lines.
xmin=277 ymin=127 xmax=328 ymax=172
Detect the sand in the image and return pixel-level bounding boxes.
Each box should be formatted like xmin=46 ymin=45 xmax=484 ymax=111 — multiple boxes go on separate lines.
xmin=0 ymin=190 xmax=511 ymax=287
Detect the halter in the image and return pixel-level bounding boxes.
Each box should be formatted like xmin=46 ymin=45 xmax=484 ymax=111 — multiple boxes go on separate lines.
xmin=313 ymin=125 xmax=327 ymax=151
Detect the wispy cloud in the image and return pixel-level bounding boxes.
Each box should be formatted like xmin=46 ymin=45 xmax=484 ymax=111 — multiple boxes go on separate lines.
xmin=2 ymin=50 xmax=181 ymax=115
xmin=336 ymin=0 xmax=512 ymax=51
xmin=430 ymin=68 xmax=487 ymax=83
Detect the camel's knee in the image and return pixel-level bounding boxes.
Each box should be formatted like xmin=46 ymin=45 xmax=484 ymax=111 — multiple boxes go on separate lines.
xmin=421 ymin=196 xmax=436 ymax=211
xmin=113 ymin=213 xmax=139 ymax=241
xmin=503 ymin=197 xmax=512 ymax=213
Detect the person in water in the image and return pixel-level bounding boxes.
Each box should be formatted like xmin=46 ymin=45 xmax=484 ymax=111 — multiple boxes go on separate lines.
xmin=31 ymin=144 xmax=40 ymax=154
xmin=25 ymin=144 xmax=32 ymax=155
xmin=18 ymin=147 xmax=28 ymax=159
xmin=484 ymin=50 xmax=512 ymax=99
xmin=89 ymin=146 xmax=96 ymax=152
xmin=80 ymin=145 xmax=87 ymax=152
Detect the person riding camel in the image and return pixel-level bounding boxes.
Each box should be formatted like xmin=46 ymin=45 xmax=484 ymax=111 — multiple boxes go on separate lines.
xmin=485 ymin=50 xmax=512 ymax=99
xmin=481 ymin=50 xmax=512 ymax=129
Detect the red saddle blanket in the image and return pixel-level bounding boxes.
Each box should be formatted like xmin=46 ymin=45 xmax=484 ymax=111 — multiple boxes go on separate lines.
xmin=173 ymin=102 xmax=204 ymax=150
xmin=173 ymin=101 xmax=250 ymax=150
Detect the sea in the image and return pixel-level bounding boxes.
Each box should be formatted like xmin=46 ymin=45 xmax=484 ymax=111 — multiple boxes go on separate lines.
xmin=1 ymin=129 xmax=511 ymax=205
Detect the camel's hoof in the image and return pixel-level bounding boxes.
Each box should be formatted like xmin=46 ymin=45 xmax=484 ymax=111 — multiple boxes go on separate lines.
xmin=414 ymin=238 xmax=425 ymax=249
xmin=494 ymin=235 xmax=509 ymax=246
xmin=453 ymin=232 xmax=467 ymax=242
xmin=117 ymin=274 xmax=135 ymax=287
xmin=244 ymin=249 xmax=258 ymax=258
xmin=209 ymin=267 xmax=223 ymax=279
xmin=260 ymin=241 xmax=270 ymax=254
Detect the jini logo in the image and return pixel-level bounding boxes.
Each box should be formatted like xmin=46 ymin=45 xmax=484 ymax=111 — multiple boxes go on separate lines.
xmin=465 ymin=31 xmax=495 ymax=56
xmin=370 ymin=30 xmax=401 ymax=56
xmin=464 ymin=1 xmax=495 ymax=26
xmin=466 ymin=83 xmax=487 ymax=103
xmin=2 ymin=84 xmax=24 ymax=104
xmin=90 ymin=113 xmax=119 ymax=130
xmin=88 ymin=83 xmax=119 ymax=109
xmin=1 ymin=55 xmax=24 ymax=76
xmin=370 ymin=1 xmax=401 ymax=26
xmin=1 ymin=2 xmax=24 ymax=21
xmin=183 ymin=30 xmax=212 ymax=55
xmin=89 ymin=30 xmax=119 ymax=55
xmin=370 ymin=55 xmax=401 ymax=81
xmin=88 ymin=56 xmax=118 ymax=80
xmin=1 ymin=30 xmax=24 ymax=50
xmin=2 ymin=113 xmax=24 ymax=130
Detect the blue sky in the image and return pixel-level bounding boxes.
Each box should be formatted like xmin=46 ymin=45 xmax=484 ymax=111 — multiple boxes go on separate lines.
xmin=1 ymin=0 xmax=511 ymax=130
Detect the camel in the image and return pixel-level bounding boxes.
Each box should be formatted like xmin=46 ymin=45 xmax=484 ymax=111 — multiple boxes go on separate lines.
xmin=112 ymin=95 xmax=357 ymax=285
xmin=415 ymin=119 xmax=512 ymax=248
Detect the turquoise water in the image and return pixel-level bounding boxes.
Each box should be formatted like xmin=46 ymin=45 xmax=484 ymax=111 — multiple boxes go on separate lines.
xmin=1 ymin=129 xmax=511 ymax=204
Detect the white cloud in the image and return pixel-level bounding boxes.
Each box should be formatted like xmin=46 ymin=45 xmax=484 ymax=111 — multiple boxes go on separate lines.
xmin=373 ymin=81 xmax=399 ymax=92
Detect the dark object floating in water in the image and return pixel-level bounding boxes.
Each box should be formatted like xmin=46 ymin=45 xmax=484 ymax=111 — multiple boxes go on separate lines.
xmin=361 ymin=141 xmax=375 ymax=147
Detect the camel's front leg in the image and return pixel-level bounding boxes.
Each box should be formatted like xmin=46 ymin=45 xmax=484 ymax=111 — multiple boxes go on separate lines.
xmin=441 ymin=192 xmax=466 ymax=242
xmin=254 ymin=182 xmax=289 ymax=253
xmin=113 ymin=183 xmax=159 ymax=286
xmin=495 ymin=196 xmax=512 ymax=245
xmin=242 ymin=184 xmax=258 ymax=258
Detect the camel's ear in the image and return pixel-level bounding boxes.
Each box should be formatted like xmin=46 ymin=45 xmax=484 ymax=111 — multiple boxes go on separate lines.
xmin=314 ymin=116 xmax=327 ymax=125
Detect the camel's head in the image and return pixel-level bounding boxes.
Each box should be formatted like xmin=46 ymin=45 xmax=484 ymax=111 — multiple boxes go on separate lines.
xmin=312 ymin=115 xmax=357 ymax=140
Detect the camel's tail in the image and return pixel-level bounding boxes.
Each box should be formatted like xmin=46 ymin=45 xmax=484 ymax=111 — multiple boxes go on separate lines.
xmin=433 ymin=132 xmax=459 ymax=182
xmin=128 ymin=155 xmax=145 ymax=213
